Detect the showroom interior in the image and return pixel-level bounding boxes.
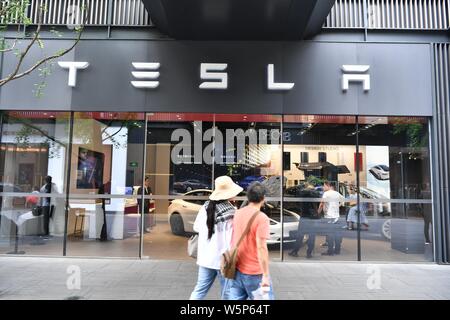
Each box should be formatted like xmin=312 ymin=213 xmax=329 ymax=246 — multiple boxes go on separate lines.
xmin=0 ymin=111 xmax=433 ymax=262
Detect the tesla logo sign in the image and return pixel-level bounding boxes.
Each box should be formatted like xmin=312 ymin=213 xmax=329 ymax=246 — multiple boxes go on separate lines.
xmin=130 ymin=62 xmax=294 ymax=91
xmin=341 ymin=65 xmax=371 ymax=92
xmin=57 ymin=61 xmax=369 ymax=93
xmin=267 ymin=64 xmax=295 ymax=90
xmin=57 ymin=61 xmax=89 ymax=87
xmin=199 ymin=63 xmax=228 ymax=89
xmin=131 ymin=62 xmax=160 ymax=89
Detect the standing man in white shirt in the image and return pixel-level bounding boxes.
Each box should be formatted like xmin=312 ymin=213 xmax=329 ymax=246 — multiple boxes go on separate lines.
xmin=318 ymin=181 xmax=345 ymax=256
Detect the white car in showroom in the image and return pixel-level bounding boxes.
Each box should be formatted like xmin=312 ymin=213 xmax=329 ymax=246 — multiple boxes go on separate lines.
xmin=369 ymin=165 xmax=390 ymax=180
xmin=168 ymin=189 xmax=300 ymax=245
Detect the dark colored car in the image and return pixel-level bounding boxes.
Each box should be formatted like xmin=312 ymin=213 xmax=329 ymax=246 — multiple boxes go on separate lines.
xmin=284 ymin=184 xmax=323 ymax=219
xmin=237 ymin=176 xmax=266 ymax=190
xmin=173 ymin=179 xmax=210 ymax=193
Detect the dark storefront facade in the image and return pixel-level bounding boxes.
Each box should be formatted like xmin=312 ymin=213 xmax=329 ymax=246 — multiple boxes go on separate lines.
xmin=0 ymin=0 xmax=449 ymax=264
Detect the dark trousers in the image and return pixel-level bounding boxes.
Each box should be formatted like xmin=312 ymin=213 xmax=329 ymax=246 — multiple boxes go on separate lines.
xmin=292 ymin=220 xmax=316 ymax=255
xmin=422 ymin=205 xmax=432 ymax=243
xmin=293 ymin=233 xmax=316 ymax=255
xmin=100 ymin=210 xmax=107 ymax=241
xmin=42 ymin=206 xmax=51 ymax=236
xmin=325 ymin=231 xmax=342 ymax=254
xmin=318 ymin=218 xmax=343 ymax=254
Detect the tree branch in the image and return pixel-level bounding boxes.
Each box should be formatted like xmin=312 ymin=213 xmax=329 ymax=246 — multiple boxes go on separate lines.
xmin=0 ymin=38 xmax=19 ymax=52
xmin=0 ymin=29 xmax=81 ymax=85
xmin=1 ymin=2 xmax=32 ymax=52
xmin=102 ymin=121 xmax=126 ymax=143
xmin=0 ymin=2 xmax=42 ymax=86
xmin=8 ymin=114 xmax=67 ymax=148
xmin=0 ymin=2 xmax=88 ymax=87
xmin=100 ymin=119 xmax=115 ymax=136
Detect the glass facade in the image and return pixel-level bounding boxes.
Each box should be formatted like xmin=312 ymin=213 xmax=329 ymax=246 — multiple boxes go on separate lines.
xmin=0 ymin=111 xmax=433 ymax=262
xmin=282 ymin=116 xmax=357 ymax=261
xmin=66 ymin=112 xmax=145 ymax=257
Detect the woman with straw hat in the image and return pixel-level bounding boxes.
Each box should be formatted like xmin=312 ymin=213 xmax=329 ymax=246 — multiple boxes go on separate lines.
xmin=190 ymin=176 xmax=243 ymax=300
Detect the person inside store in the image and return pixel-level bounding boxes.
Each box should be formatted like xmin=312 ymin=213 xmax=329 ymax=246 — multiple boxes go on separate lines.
xmin=39 ymin=175 xmax=58 ymax=238
xmin=345 ymin=187 xmax=369 ymax=231
xmin=190 ymin=176 xmax=242 ymax=300
xmin=25 ymin=186 xmax=40 ymax=208
xmin=226 ymin=181 xmax=274 ymax=300
xmin=318 ymin=181 xmax=345 ymax=256
xmin=288 ymin=182 xmax=319 ymax=259
xmin=16 ymin=186 xmax=44 ymax=233
xmin=137 ymin=176 xmax=153 ymax=233
xmin=420 ymin=183 xmax=432 ymax=245
xmin=97 ymin=181 xmax=109 ymax=241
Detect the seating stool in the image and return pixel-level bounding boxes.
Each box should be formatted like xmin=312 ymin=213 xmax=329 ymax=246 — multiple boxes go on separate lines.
xmin=70 ymin=208 xmax=86 ymax=239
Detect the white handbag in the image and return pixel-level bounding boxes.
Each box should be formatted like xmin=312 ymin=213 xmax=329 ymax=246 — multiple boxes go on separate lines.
xmin=187 ymin=234 xmax=198 ymax=258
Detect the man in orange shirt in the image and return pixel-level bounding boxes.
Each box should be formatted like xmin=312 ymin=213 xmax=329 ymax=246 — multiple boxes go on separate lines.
xmin=228 ymin=182 xmax=274 ymax=300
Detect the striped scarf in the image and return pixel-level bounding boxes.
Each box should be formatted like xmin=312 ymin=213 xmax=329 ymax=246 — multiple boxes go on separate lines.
xmin=204 ymin=200 xmax=235 ymax=225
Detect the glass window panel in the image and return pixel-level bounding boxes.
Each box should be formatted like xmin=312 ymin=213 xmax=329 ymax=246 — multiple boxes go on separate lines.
xmin=358 ymin=116 xmax=433 ymax=262
xmin=66 ymin=112 xmax=145 ymax=258
xmin=213 ymin=114 xmax=282 ymax=261
xmin=283 ymin=115 xmax=357 ymax=261
xmin=143 ymin=112 xmax=214 ymax=260
xmin=0 ymin=111 xmax=70 ymax=255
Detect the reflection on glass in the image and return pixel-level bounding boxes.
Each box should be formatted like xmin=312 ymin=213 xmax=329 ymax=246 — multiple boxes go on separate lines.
xmin=282 ymin=115 xmax=432 ymax=262
xmin=358 ymin=117 xmax=432 ymax=262
xmin=146 ymin=113 xmax=214 ymax=196
xmin=0 ymin=112 xmax=433 ymax=262
xmin=283 ymin=115 xmax=357 ymax=261
xmin=144 ymin=113 xmax=286 ymax=260
xmin=213 ymin=114 xmax=283 ymax=260
xmin=143 ymin=113 xmax=214 ymax=259
xmin=66 ymin=112 xmax=145 ymax=257
xmin=0 ymin=111 xmax=70 ymax=255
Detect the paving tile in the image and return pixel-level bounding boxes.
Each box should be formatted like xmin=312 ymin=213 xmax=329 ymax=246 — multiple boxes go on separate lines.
xmin=1 ymin=257 xmax=449 ymax=300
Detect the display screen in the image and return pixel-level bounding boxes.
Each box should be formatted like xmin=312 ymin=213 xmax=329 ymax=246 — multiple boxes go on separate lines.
xmin=76 ymin=147 xmax=105 ymax=189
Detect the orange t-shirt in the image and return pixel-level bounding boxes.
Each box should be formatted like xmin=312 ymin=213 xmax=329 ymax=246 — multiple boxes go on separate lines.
xmin=232 ymin=206 xmax=270 ymax=275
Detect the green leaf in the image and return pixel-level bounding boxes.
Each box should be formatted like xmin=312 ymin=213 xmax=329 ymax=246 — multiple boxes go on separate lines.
xmin=37 ymin=38 xmax=44 ymax=49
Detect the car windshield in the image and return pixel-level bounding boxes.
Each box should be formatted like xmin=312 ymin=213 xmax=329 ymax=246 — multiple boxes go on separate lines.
xmin=379 ymin=165 xmax=389 ymax=171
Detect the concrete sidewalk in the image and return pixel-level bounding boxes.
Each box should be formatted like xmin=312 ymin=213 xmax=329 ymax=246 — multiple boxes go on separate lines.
xmin=0 ymin=257 xmax=449 ymax=300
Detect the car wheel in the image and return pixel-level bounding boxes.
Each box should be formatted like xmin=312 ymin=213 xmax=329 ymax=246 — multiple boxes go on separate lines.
xmin=170 ymin=213 xmax=185 ymax=236
xmin=382 ymin=219 xmax=391 ymax=240
xmin=186 ymin=186 xmax=192 ymax=192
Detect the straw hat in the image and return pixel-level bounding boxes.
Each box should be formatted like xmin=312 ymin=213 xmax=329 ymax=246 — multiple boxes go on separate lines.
xmin=209 ymin=176 xmax=243 ymax=201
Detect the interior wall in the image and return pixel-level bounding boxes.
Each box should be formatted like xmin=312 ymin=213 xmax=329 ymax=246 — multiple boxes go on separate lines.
xmin=146 ymin=144 xmax=171 ymax=213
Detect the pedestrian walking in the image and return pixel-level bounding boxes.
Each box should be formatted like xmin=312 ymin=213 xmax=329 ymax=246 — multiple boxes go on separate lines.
xmin=190 ymin=176 xmax=243 ymax=300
